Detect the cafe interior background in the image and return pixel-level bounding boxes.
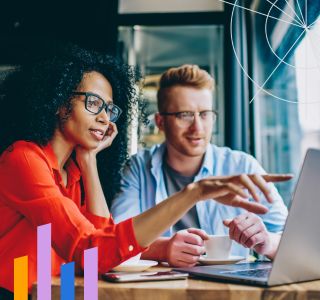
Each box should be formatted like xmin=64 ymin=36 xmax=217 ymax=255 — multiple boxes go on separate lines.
xmin=1 ymin=0 xmax=320 ymax=207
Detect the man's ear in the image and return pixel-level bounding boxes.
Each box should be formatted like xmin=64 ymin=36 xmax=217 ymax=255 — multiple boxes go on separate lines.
xmin=155 ymin=112 xmax=164 ymax=131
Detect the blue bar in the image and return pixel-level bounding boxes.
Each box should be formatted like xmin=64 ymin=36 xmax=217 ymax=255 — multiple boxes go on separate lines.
xmin=61 ymin=262 xmax=75 ymax=300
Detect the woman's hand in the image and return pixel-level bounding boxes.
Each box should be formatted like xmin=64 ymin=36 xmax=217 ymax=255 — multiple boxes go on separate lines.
xmin=75 ymin=122 xmax=118 ymax=169
xmin=189 ymin=174 xmax=293 ymax=214
xmin=73 ymin=123 xmax=117 ymax=218
xmin=94 ymin=122 xmax=118 ymax=154
xmin=133 ymin=173 xmax=292 ymax=248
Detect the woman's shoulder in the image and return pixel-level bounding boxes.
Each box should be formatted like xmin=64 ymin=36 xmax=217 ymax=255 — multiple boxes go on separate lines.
xmin=4 ymin=140 xmax=42 ymax=155
xmin=1 ymin=140 xmax=47 ymax=166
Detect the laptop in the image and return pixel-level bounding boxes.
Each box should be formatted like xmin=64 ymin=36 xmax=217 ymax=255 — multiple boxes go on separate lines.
xmin=175 ymin=148 xmax=320 ymax=286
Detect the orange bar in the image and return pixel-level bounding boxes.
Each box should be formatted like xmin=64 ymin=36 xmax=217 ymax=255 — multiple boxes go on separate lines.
xmin=14 ymin=256 xmax=28 ymax=300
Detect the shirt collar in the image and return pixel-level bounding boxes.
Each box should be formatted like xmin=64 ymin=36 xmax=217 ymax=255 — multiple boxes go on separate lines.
xmin=151 ymin=142 xmax=214 ymax=177
xmin=151 ymin=143 xmax=166 ymax=170
xmin=200 ymin=144 xmax=214 ymax=175
xmin=41 ymin=143 xmax=81 ymax=185
xmin=65 ymin=159 xmax=81 ymax=185
xmin=42 ymin=143 xmax=59 ymax=170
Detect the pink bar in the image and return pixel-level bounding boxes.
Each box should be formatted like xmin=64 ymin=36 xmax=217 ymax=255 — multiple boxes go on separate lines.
xmin=37 ymin=223 xmax=51 ymax=300
xmin=84 ymin=247 xmax=98 ymax=300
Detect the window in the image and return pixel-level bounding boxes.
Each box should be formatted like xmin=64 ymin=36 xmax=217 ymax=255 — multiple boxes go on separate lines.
xmin=295 ymin=21 xmax=320 ymax=153
xmin=252 ymin=1 xmax=320 ymax=205
xmin=118 ymin=25 xmax=225 ymax=153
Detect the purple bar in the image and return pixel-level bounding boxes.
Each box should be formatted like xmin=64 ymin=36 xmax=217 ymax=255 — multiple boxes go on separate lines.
xmin=84 ymin=247 xmax=98 ymax=300
xmin=37 ymin=223 xmax=51 ymax=300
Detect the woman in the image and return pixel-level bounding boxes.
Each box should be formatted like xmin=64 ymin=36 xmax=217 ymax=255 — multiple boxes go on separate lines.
xmin=0 ymin=48 xmax=288 ymax=295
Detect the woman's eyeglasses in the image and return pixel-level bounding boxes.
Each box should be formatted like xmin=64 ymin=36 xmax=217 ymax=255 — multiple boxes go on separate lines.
xmin=72 ymin=92 xmax=122 ymax=123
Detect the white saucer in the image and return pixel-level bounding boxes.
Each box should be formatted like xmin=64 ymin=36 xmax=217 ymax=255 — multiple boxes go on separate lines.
xmin=112 ymin=260 xmax=158 ymax=272
xmin=198 ymin=255 xmax=245 ymax=265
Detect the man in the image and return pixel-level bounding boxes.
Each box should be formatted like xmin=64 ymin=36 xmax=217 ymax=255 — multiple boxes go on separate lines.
xmin=111 ymin=65 xmax=288 ymax=267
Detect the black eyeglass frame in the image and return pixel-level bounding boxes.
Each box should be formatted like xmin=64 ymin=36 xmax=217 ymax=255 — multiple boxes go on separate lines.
xmin=72 ymin=91 xmax=123 ymax=122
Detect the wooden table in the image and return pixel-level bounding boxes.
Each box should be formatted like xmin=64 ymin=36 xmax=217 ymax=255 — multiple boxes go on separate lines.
xmin=31 ymin=266 xmax=320 ymax=300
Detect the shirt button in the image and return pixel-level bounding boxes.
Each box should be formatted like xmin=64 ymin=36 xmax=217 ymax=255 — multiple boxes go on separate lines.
xmin=128 ymin=245 xmax=134 ymax=252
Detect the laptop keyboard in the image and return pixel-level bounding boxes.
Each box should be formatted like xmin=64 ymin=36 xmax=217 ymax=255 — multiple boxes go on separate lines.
xmin=222 ymin=267 xmax=272 ymax=278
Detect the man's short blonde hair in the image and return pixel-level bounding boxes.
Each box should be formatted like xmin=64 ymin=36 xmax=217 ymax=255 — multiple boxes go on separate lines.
xmin=157 ymin=64 xmax=215 ymax=112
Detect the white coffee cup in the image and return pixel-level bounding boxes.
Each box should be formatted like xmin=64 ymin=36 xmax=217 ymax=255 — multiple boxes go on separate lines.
xmin=120 ymin=253 xmax=142 ymax=265
xmin=204 ymin=235 xmax=232 ymax=259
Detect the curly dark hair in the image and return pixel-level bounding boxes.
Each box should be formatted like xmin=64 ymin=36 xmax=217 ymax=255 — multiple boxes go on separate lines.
xmin=0 ymin=46 xmax=146 ymax=204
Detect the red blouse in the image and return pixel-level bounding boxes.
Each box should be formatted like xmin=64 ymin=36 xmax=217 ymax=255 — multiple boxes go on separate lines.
xmin=0 ymin=141 xmax=145 ymax=292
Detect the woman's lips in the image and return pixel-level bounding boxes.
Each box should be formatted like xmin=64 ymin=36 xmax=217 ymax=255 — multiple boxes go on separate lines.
xmin=89 ymin=129 xmax=105 ymax=141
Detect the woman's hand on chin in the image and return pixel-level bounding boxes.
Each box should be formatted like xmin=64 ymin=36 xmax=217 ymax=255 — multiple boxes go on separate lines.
xmin=76 ymin=122 xmax=118 ymax=165
xmin=98 ymin=122 xmax=118 ymax=152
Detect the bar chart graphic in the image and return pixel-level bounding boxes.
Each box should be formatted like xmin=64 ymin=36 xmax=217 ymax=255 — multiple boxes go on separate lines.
xmin=9 ymin=223 xmax=98 ymax=300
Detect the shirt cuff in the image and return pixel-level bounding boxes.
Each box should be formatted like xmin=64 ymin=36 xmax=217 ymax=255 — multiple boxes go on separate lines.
xmin=83 ymin=210 xmax=114 ymax=228
xmin=115 ymin=218 xmax=148 ymax=261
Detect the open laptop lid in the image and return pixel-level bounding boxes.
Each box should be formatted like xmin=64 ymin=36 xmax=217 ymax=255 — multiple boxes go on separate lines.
xmin=175 ymin=148 xmax=320 ymax=286
xmin=267 ymin=148 xmax=320 ymax=285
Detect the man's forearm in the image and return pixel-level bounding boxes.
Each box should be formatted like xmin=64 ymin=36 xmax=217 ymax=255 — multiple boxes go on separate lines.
xmin=141 ymin=237 xmax=170 ymax=261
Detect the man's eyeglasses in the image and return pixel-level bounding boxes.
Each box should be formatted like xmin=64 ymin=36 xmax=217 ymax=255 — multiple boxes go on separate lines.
xmin=72 ymin=92 xmax=122 ymax=122
xmin=160 ymin=110 xmax=217 ymax=127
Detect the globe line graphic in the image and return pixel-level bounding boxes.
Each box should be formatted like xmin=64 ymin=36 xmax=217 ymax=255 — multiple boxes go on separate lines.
xmin=218 ymin=0 xmax=320 ymax=104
